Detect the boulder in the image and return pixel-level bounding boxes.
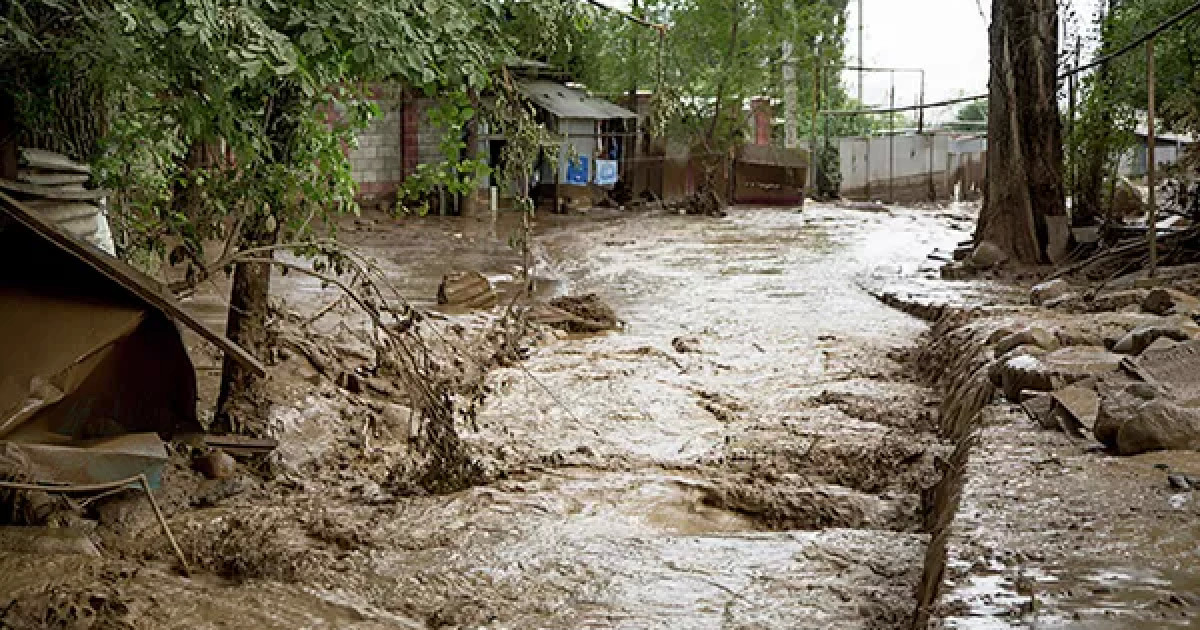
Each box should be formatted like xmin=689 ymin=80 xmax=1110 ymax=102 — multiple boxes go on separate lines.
xmin=1111 ymin=325 xmax=1191 ymax=355
xmin=1094 ymin=382 xmax=1160 ymax=449
xmin=970 ymin=241 xmax=1009 ymax=269
xmin=1116 ymin=399 xmax=1200 ymax=455
xmin=1030 ymin=279 xmax=1073 ymax=306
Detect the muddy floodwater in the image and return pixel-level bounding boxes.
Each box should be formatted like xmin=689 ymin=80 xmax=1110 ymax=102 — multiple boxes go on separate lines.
xmin=2 ymin=202 xmax=996 ymax=628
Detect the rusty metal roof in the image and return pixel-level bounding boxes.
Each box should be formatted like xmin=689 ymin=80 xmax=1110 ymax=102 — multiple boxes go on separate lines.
xmin=0 ymin=190 xmax=265 ymax=377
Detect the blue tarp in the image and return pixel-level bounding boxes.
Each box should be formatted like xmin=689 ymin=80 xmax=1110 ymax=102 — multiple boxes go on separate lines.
xmin=565 ymin=156 xmax=590 ymax=185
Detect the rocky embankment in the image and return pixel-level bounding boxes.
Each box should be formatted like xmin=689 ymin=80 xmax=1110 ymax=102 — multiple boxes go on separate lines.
xmin=881 ymin=264 xmax=1200 ymax=628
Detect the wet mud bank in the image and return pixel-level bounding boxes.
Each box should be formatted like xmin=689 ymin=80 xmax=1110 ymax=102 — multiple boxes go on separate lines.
xmin=879 ymin=274 xmax=1200 ymax=628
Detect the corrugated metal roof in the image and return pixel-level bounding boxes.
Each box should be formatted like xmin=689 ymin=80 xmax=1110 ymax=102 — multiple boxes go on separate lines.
xmin=518 ymin=80 xmax=637 ymax=120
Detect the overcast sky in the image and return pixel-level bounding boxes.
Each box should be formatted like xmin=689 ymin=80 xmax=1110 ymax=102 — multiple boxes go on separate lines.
xmin=843 ymin=0 xmax=1101 ymax=124
xmin=596 ymin=0 xmax=1103 ymax=124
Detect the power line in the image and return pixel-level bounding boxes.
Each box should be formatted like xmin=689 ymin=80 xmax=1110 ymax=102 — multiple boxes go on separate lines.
xmin=823 ymin=0 xmax=1200 ymax=117
xmin=581 ymin=0 xmax=664 ymax=30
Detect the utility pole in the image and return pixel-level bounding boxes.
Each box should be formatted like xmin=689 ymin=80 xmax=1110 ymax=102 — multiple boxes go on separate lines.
xmin=858 ymin=0 xmax=864 ymax=105
xmin=783 ymin=41 xmax=799 ymax=148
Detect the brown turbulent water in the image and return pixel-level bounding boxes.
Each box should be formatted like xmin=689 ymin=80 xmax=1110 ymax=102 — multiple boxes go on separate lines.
xmin=2 ymin=202 xmax=1015 ymax=628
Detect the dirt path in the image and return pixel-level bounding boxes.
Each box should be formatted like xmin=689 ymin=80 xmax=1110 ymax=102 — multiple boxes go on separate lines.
xmin=0 ymin=203 xmax=982 ymax=628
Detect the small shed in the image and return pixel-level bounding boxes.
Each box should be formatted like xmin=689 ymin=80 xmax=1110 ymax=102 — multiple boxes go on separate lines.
xmin=0 ymin=191 xmax=263 ymax=487
xmin=517 ymin=79 xmax=638 ymax=203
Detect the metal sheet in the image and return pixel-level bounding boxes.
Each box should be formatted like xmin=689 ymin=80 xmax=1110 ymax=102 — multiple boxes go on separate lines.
xmin=518 ymin=80 xmax=637 ymax=120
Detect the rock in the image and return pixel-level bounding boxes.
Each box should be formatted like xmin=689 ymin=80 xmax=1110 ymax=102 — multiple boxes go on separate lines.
xmin=995 ymin=346 xmax=1123 ymax=402
xmin=1021 ymin=394 xmax=1059 ymax=430
xmin=1051 ymin=384 xmax=1100 ymax=431
xmin=1111 ymin=325 xmax=1191 ymax=355
xmin=437 ymin=271 xmax=498 ymax=309
xmin=671 ymin=336 xmax=702 ymax=353
xmin=1168 ymin=473 xmax=1193 ymax=491
xmin=1030 ymin=279 xmax=1073 ymax=306
xmin=994 ymin=326 xmax=1059 ymax=357
xmin=1087 ymin=289 xmax=1150 ymax=313
xmin=194 ymin=449 xmax=236 ymax=480
xmin=1142 ymin=288 xmax=1200 ymax=317
xmin=988 ymin=345 xmax=1048 ymax=388
xmin=1143 ymin=288 xmax=1177 ymax=316
xmin=1116 ymin=399 xmax=1200 ymax=455
xmin=530 ymin=294 xmax=620 ymax=333
xmin=970 ymin=241 xmax=1009 ymax=269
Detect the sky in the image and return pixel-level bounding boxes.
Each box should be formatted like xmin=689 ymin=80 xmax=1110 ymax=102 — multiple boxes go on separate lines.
xmin=842 ymin=0 xmax=1102 ymax=124
xmin=598 ymin=0 xmax=1104 ymax=125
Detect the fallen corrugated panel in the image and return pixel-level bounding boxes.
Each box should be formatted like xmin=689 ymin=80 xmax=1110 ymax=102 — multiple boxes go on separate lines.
xmin=18 ymin=148 xmax=92 ymax=175
xmin=0 ymin=178 xmax=108 ymax=201
xmin=1 ymin=433 xmax=168 ymax=488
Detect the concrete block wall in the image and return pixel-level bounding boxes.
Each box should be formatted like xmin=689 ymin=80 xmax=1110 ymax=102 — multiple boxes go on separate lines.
xmin=349 ymin=97 xmax=406 ymax=196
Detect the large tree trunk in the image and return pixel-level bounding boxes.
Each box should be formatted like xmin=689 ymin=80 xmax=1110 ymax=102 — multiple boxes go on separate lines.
xmin=0 ymin=92 xmax=18 ymax=181
xmin=214 ymin=219 xmax=275 ymax=435
xmin=975 ymin=0 xmax=1067 ymax=264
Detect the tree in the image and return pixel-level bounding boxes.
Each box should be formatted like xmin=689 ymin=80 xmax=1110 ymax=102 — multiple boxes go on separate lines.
xmin=2 ymin=0 xmax=587 ymax=435
xmin=956 ymin=100 xmax=989 ymax=122
xmin=975 ymin=0 xmax=1067 ymax=265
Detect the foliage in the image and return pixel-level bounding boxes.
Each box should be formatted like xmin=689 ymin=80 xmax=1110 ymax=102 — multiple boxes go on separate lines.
xmin=572 ymin=0 xmax=852 ymax=153
xmin=956 ymin=100 xmax=989 ymax=122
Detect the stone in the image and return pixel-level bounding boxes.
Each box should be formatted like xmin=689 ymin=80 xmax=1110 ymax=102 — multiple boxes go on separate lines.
xmin=1116 ymin=399 xmax=1200 ymax=455
xmin=970 ymin=241 xmax=1009 ymax=269
xmin=194 ymin=449 xmax=236 ymax=480
xmin=994 ymin=326 xmax=1059 ymax=357
xmin=995 ymin=346 xmax=1123 ymax=402
xmin=1087 ymin=289 xmax=1150 ymax=313
xmin=1168 ymin=473 xmax=1193 ymax=491
xmin=1143 ymin=288 xmax=1177 ymax=316
xmin=1052 ymin=384 xmax=1100 ymax=432
xmin=1020 ymin=393 xmax=1059 ymax=430
xmin=988 ymin=345 xmax=1048 ymax=388
xmin=1111 ymin=325 xmax=1191 ymax=355
xmin=1030 ymin=279 xmax=1073 ymax=306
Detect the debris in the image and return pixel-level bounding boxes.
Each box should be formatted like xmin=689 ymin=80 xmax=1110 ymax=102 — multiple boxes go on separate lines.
xmin=970 ymin=241 xmax=1009 ymax=269
xmin=529 ymin=294 xmax=620 ymax=333
xmin=1111 ymin=325 xmax=1191 ymax=355
xmin=1030 ymin=279 xmax=1073 ymax=306
xmin=0 ymin=525 xmax=100 ymax=556
xmin=437 ymin=271 xmax=498 ymax=309
xmin=200 ymin=434 xmax=279 ymax=458
xmin=994 ymin=326 xmax=1059 ymax=356
xmin=1168 ymin=473 xmax=1192 ymax=491
xmin=672 ymin=336 xmax=702 ymax=353
xmin=193 ymin=449 xmax=236 ymax=480
xmin=1123 ymin=339 xmax=1200 ymax=401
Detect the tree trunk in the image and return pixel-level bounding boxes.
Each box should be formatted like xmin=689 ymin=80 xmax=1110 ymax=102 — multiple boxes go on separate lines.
xmin=214 ymin=220 xmax=275 ymax=435
xmin=0 ymin=92 xmax=18 ymax=181
xmin=975 ymin=0 xmax=1067 ymax=264
xmin=460 ymin=116 xmax=481 ymax=217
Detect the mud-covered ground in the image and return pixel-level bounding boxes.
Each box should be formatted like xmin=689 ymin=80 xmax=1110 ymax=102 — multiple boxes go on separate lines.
xmin=1 ymin=202 xmax=988 ymax=628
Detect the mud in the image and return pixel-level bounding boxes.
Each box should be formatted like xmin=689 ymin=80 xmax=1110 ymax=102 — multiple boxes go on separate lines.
xmin=0 ymin=202 xmax=984 ymax=628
